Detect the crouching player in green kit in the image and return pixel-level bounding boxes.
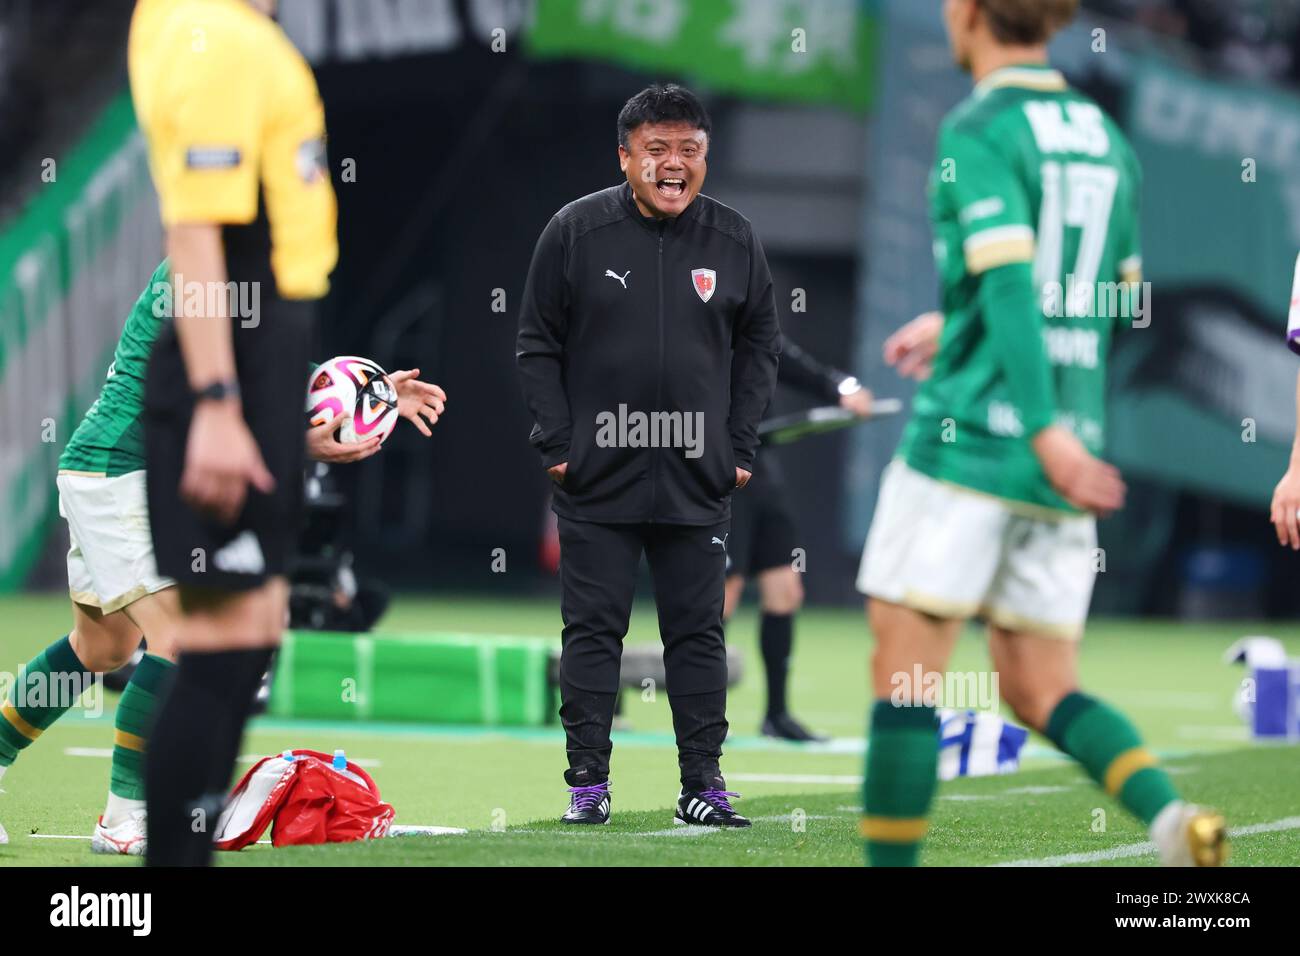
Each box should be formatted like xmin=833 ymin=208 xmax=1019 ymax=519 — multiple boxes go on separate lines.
xmin=856 ymin=0 xmax=1227 ymax=866
xmin=0 ymin=260 xmax=445 ymax=853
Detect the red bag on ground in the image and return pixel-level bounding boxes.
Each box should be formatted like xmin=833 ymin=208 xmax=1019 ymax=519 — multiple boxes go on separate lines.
xmin=214 ymin=749 xmax=395 ymax=850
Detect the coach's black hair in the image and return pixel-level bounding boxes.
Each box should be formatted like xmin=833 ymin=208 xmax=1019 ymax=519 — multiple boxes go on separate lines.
xmin=617 ymin=84 xmax=711 ymax=149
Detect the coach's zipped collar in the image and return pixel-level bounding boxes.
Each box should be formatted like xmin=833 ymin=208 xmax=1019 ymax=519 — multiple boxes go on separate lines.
xmin=619 ymin=182 xmax=700 ymax=234
xmin=974 ymin=63 xmax=1067 ymax=98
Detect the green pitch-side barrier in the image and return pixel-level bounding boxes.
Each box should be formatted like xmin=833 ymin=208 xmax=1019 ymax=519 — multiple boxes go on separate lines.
xmin=268 ymin=631 xmax=555 ymax=727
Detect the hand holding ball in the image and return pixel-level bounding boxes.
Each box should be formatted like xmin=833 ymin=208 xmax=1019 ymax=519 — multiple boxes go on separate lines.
xmin=306 ymin=356 xmax=401 ymax=446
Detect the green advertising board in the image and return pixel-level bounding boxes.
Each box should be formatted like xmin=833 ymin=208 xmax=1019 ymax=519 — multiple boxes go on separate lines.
xmin=1125 ymin=55 xmax=1300 ymax=316
xmin=0 ymin=92 xmax=162 ymax=593
xmin=526 ymin=0 xmax=878 ymax=111
xmin=1105 ymin=55 xmax=1300 ymax=506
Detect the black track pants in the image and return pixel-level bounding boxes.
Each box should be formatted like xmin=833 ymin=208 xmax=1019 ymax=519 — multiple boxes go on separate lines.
xmin=556 ymin=517 xmax=730 ymax=790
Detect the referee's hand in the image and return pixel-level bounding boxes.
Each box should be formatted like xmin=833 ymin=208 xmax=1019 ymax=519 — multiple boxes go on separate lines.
xmin=735 ymin=467 xmax=752 ymax=490
xmin=182 ymin=401 xmax=276 ymax=525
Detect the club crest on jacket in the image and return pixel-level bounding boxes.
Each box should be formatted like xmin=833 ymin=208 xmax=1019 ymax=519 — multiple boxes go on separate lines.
xmin=691 ymin=268 xmax=716 ymax=303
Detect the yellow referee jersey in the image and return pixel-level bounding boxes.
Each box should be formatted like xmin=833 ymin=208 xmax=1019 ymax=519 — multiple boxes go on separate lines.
xmin=129 ymin=0 xmax=337 ymax=299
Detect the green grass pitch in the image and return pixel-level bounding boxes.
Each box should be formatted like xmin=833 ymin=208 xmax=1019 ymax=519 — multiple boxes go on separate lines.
xmin=0 ymin=593 xmax=1296 ymax=866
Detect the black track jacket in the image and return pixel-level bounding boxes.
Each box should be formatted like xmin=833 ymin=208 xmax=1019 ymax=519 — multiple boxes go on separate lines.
xmin=517 ymin=183 xmax=781 ymax=525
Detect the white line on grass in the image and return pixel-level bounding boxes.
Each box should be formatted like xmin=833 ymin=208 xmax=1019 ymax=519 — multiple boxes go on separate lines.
xmin=235 ymin=753 xmax=383 ymax=767
xmin=732 ymin=774 xmax=1078 ymax=792
xmin=1118 ymin=692 xmax=1222 ymax=710
xmin=31 ymin=825 xmax=464 ymax=843
xmin=993 ymin=816 xmax=1300 ymax=866
xmin=388 ymin=825 xmax=467 ymax=837
xmin=28 ymin=834 xmax=91 ymax=840
xmin=728 ymin=773 xmax=861 ymax=785
xmin=60 ymin=748 xmax=382 ymax=767
xmin=1176 ymin=725 xmax=1250 ymax=742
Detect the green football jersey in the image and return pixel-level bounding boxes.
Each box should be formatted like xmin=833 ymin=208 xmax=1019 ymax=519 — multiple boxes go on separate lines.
xmin=899 ymin=63 xmax=1143 ymax=514
xmin=59 ymin=259 xmax=171 ymax=477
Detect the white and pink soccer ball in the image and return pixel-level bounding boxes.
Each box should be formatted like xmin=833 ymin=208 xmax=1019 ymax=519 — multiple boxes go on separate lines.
xmin=306 ymin=355 xmax=400 ymax=445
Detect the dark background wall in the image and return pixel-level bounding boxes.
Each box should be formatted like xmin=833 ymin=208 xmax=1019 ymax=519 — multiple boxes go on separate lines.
xmin=311 ymin=47 xmax=865 ymax=600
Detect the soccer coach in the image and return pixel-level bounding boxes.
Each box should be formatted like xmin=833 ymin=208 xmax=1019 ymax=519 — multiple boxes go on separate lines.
xmin=517 ymin=84 xmax=780 ymax=828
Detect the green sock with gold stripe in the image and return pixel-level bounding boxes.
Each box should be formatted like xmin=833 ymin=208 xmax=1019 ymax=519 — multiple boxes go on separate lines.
xmin=0 ymin=636 xmax=92 ymax=767
xmin=1045 ymin=691 xmax=1179 ymax=825
xmin=110 ymin=653 xmax=175 ymax=802
xmin=861 ymin=699 xmax=938 ymax=867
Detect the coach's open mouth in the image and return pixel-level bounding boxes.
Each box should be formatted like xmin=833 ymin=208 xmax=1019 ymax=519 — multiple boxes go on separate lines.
xmin=656 ymin=178 xmax=686 ymax=198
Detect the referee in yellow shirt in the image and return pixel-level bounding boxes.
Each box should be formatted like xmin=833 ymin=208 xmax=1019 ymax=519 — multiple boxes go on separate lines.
xmin=129 ymin=0 xmax=337 ymax=866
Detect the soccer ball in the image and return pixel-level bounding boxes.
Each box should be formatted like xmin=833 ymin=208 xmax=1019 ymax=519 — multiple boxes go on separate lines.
xmin=306 ymin=356 xmax=400 ymax=445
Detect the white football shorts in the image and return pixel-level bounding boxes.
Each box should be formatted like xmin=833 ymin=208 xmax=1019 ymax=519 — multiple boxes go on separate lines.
xmin=857 ymin=459 xmax=1097 ymax=639
xmin=58 ymin=470 xmax=175 ymax=615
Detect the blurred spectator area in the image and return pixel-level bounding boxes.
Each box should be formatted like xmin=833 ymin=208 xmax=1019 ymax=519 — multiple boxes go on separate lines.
xmin=1086 ymin=0 xmax=1300 ymax=85
xmin=0 ymin=0 xmax=134 ymax=219
xmin=4 ymin=1 xmax=1300 ymax=220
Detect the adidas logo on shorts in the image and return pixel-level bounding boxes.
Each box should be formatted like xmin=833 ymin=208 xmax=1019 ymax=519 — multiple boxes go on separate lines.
xmin=213 ymin=531 xmax=266 ymax=575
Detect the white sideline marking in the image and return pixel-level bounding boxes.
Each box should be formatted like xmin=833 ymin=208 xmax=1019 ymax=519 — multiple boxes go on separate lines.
xmin=1125 ymin=692 xmax=1221 ymax=710
xmin=643 ymin=826 xmax=721 ymax=838
xmin=31 ymin=826 xmax=462 ymax=842
xmin=61 ymin=748 xmax=382 ymax=768
xmin=388 ymin=825 xmax=467 ymax=836
xmin=732 ymin=774 xmax=1078 ymax=791
xmin=236 ymin=753 xmax=383 ymax=768
xmin=27 ymin=834 xmax=275 ymax=845
xmin=993 ymin=816 xmax=1300 ymax=867
xmin=728 ymin=773 xmax=861 ymax=785
xmin=847 ymin=786 xmax=1072 ymax=811
xmin=1176 ymin=725 xmax=1250 ymax=742
xmin=29 ymin=834 xmax=91 ymax=841
xmin=746 ymin=737 xmax=864 ymax=754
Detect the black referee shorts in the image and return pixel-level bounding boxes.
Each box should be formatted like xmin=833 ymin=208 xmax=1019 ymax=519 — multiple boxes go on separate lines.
xmin=726 ymin=461 xmax=799 ymax=579
xmin=144 ymin=299 xmax=315 ymax=592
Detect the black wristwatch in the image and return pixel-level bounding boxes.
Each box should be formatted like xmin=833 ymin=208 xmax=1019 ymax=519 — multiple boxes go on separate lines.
xmin=192 ymin=380 xmax=241 ymax=404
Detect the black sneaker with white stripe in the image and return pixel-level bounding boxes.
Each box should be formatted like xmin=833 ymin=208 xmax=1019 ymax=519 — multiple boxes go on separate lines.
xmin=675 ymin=788 xmax=751 ymax=828
xmin=562 ymin=782 xmax=611 ymax=824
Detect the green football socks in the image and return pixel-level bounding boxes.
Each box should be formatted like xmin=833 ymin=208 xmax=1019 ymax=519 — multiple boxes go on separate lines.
xmin=0 ymin=636 xmax=92 ymax=767
xmin=861 ymin=700 xmax=939 ymax=866
xmin=1045 ymin=691 xmax=1180 ymax=825
xmin=110 ymin=653 xmax=176 ymax=801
